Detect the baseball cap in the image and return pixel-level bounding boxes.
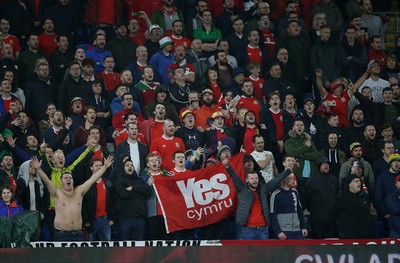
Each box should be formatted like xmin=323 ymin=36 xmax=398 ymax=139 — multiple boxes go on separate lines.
xmin=181 ymin=110 xmax=194 ymax=119
xmin=367 ymin=59 xmax=380 ymax=68
xmin=303 ymin=97 xmax=315 ymax=104
xmin=244 ymin=110 xmax=255 ymax=118
xmin=201 ymin=89 xmax=214 ymax=96
xmin=71 ymin=97 xmax=83 ymax=104
xmin=212 ymin=111 xmax=224 ymax=119
xmin=115 ymin=23 xmax=126 ymax=29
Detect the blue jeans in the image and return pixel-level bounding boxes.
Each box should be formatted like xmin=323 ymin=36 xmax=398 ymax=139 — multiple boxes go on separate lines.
xmin=238 ymin=225 xmax=269 ymax=240
xmin=89 ymin=215 xmax=111 ymax=241
xmin=118 ymin=217 xmax=146 ymax=241
xmin=54 ymin=229 xmax=84 ymax=241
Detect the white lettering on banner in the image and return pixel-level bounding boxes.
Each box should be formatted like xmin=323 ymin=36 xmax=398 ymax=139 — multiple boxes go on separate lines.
xmin=30 ymin=240 xmax=216 ymax=248
xmin=388 ymin=254 xmax=400 ymax=262
xmin=295 ymin=254 xmax=354 ymax=263
xmin=369 ymin=254 xmax=380 ymax=263
xmin=294 ymin=254 xmax=400 ymax=263
xmin=177 ymin=173 xmax=230 ymax=208
xmin=187 ymin=198 xmax=233 ymax=221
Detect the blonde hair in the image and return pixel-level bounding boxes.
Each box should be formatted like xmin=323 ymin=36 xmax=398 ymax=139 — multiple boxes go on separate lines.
xmin=34 ymin=58 xmax=50 ymax=73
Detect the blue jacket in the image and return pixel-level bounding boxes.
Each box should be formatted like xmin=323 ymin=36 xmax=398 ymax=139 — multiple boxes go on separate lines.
xmin=270 ymin=188 xmax=306 ymax=234
xmin=375 ymin=170 xmax=398 ymax=217
xmin=386 ymin=189 xmax=400 ymax=234
xmin=0 ymin=95 xmax=17 ymax=118
xmin=149 ymin=50 xmax=175 ymax=86
xmin=0 ymin=200 xmax=24 ymax=217
xmin=110 ymin=97 xmax=141 ymax=116
xmin=85 ymin=48 xmax=112 ymax=76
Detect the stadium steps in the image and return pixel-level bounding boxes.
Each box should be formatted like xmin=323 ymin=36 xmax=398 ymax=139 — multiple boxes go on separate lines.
xmin=380 ymin=0 xmax=400 ymax=49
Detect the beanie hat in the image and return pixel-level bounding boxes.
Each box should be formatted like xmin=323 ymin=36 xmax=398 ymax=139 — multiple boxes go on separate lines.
xmin=218 ymin=145 xmax=231 ymax=157
xmin=349 ymin=142 xmax=362 ymax=152
xmin=343 ymin=174 xmax=359 ymax=191
xmin=388 ymin=153 xmax=400 ymax=165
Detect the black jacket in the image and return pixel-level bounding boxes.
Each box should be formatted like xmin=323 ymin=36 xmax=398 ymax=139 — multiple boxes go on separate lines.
xmin=82 ymin=178 xmax=116 ymax=232
xmin=305 ymin=171 xmax=338 ymax=223
xmin=175 ymin=126 xmax=206 ymax=150
xmin=25 ymin=77 xmax=57 ymax=123
xmin=20 ymin=179 xmax=47 ymax=218
xmin=335 ymin=190 xmax=374 ymax=238
xmin=113 ymin=171 xmax=151 ymax=220
xmin=260 ymin=108 xmax=294 ymax=144
xmin=114 ymin=140 xmax=148 ymax=176
xmin=58 ymin=76 xmax=89 ymax=113
xmin=263 ymin=76 xmax=294 ymax=99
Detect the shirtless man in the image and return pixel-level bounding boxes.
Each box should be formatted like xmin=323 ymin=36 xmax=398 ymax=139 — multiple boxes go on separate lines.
xmin=32 ymin=155 xmax=113 ymax=241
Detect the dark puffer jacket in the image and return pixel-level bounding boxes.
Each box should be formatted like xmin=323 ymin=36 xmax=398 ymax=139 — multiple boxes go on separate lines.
xmin=335 ymin=177 xmax=374 ymax=239
xmin=226 ymin=165 xmax=291 ymax=226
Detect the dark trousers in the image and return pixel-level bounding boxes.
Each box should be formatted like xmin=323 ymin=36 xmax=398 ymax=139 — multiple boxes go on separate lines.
xmin=200 ymin=218 xmax=230 ymax=240
xmin=145 ymin=216 xmax=168 ymax=240
xmin=118 ymin=217 xmax=146 ymax=241
xmin=47 ymin=209 xmax=55 ymax=241
xmin=311 ymin=221 xmax=336 ymax=239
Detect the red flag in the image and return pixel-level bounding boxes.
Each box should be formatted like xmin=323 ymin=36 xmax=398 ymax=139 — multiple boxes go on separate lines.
xmin=153 ymin=154 xmax=244 ymax=233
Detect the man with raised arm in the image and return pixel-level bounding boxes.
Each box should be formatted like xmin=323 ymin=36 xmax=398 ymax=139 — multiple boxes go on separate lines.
xmin=32 ymin=155 xmax=113 ymax=241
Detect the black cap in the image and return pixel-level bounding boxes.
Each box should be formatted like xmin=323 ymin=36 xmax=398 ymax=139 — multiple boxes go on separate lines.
xmin=243 ymin=154 xmax=255 ymax=163
xmin=155 ymin=85 xmax=167 ymax=94
xmin=232 ymin=67 xmax=246 ymax=77
xmin=316 ymin=156 xmax=330 ymax=169
xmin=115 ymin=23 xmax=126 ymax=29
xmin=303 ymin=97 xmax=315 ymax=104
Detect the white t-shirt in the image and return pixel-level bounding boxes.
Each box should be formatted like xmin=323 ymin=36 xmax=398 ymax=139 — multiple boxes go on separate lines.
xmin=29 ymin=180 xmax=36 ymax=211
xmin=128 ymin=141 xmax=140 ymax=175
xmin=358 ymin=77 xmax=389 ymax=103
xmin=251 ymin=150 xmax=275 ymax=183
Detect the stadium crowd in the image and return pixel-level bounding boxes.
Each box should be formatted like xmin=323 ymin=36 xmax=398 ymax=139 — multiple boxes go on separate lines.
xmin=0 ymin=0 xmax=400 ymax=242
